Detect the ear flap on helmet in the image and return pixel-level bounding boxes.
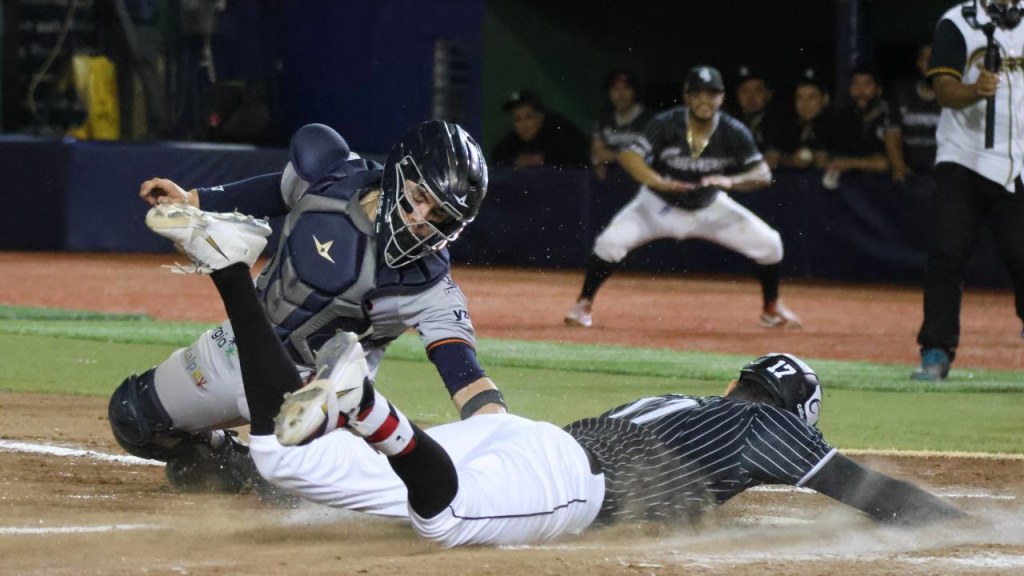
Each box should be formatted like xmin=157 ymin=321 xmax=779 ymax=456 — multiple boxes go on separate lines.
xmin=738 ymin=353 xmax=822 ymax=426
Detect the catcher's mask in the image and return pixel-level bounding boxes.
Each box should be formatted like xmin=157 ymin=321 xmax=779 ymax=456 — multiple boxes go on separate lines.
xmin=739 ymin=353 xmax=822 ymax=426
xmin=376 ymin=120 xmax=487 ymax=268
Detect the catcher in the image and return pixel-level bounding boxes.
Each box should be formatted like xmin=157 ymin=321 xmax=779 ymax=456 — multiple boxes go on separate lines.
xmin=108 ymin=121 xmax=506 ymax=500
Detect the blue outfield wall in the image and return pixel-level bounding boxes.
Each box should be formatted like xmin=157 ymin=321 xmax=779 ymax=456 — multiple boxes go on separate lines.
xmin=0 ymin=137 xmax=288 ymax=254
xmin=0 ymin=137 xmax=1011 ymax=289
xmin=63 ymin=141 xmax=288 ymax=253
xmin=453 ymin=166 xmax=1010 ymax=289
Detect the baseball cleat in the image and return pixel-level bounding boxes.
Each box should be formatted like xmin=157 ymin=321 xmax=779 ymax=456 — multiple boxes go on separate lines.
xmin=145 ymin=203 xmax=272 ymax=273
xmin=759 ymin=301 xmax=802 ymax=329
xmin=274 ymin=332 xmax=370 ymax=446
xmin=564 ymin=299 xmax=593 ymax=328
xmin=910 ymin=348 xmax=950 ymax=381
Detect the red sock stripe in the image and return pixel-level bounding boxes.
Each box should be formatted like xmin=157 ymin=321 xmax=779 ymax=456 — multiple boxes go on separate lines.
xmin=367 ymin=409 xmax=400 ymax=443
xmin=395 ymin=436 xmax=417 ymax=457
xmin=356 ymin=404 xmax=374 ymax=421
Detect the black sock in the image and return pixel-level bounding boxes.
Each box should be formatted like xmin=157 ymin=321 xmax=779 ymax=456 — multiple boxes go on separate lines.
xmin=580 ymin=254 xmax=619 ymax=301
xmin=755 ymin=263 xmax=780 ymax=307
xmin=386 ymin=422 xmax=458 ymax=518
xmin=210 ymin=263 xmax=302 ymax=435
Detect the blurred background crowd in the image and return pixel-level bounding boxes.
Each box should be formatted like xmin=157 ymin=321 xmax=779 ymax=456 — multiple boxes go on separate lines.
xmin=0 ymin=0 xmax=943 ymax=164
xmin=5 ymin=0 xmax=1007 ymax=291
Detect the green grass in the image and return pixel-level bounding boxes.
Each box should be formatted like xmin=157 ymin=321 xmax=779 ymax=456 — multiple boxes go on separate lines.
xmin=1 ymin=305 xmax=1021 ymax=454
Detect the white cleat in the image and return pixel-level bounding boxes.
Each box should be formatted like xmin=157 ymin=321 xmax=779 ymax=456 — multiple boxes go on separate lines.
xmin=564 ymin=299 xmax=593 ymax=328
xmin=274 ymin=332 xmax=371 ymax=446
xmin=145 ymin=203 xmax=272 ymax=273
xmin=759 ymin=301 xmax=802 ymax=329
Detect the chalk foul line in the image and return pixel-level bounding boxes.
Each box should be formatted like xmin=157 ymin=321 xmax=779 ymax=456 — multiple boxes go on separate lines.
xmin=0 ymin=439 xmax=162 ymax=466
xmin=0 ymin=524 xmax=162 ymax=535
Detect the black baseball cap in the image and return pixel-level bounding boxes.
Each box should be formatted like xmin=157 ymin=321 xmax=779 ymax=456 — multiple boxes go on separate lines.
xmin=796 ymin=67 xmax=827 ymax=92
xmin=685 ymin=65 xmax=725 ymax=93
xmin=736 ymin=65 xmax=769 ymax=88
xmin=503 ymin=90 xmax=545 ymax=112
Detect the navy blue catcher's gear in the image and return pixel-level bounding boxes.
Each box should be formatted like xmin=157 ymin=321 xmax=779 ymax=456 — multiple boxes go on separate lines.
xmin=377 ymin=120 xmax=488 ymax=268
xmin=738 ymin=353 xmax=822 ymax=426
xmin=290 ymin=123 xmax=352 ymax=182
xmin=108 ymin=369 xmax=179 ymax=460
xmin=109 ymin=370 xmax=289 ymax=499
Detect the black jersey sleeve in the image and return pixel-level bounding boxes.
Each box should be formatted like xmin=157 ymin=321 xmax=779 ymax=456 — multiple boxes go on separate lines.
xmin=627 ymin=111 xmax=674 ymax=159
xmin=741 ymin=405 xmax=836 ymax=485
xmin=804 ymin=453 xmax=965 ymax=525
xmin=928 ymin=18 xmax=967 ymax=79
xmin=725 ymin=119 xmax=764 ymax=171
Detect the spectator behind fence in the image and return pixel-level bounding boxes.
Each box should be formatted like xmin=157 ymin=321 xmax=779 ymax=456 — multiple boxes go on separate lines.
xmin=730 ymin=66 xmax=783 ymax=169
xmin=491 ymin=90 xmax=589 ymax=169
xmin=591 ymin=70 xmax=654 ymax=181
xmin=885 ymin=44 xmax=941 ymax=182
xmin=824 ymin=67 xmax=892 ymax=188
xmin=779 ymin=68 xmax=832 ymax=170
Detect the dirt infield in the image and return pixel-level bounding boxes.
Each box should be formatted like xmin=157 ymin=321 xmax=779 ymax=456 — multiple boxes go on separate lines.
xmin=1 ymin=252 xmax=1023 ymax=575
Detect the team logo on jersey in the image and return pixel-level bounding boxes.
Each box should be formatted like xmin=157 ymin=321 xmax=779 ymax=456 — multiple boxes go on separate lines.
xmin=659 ymin=147 xmax=731 ymax=172
xmin=1000 ymin=56 xmax=1024 ymax=73
xmin=969 ymin=52 xmax=1024 ymax=75
xmin=210 ymin=326 xmax=237 ymax=360
xmin=182 ymin=347 xmax=207 ymax=388
xmin=313 ymin=235 xmax=336 ymax=263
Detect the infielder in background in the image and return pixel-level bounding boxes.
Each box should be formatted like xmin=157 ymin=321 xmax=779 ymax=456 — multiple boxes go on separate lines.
xmin=108 ymin=121 xmax=507 ymax=499
xmin=565 ymin=65 xmax=801 ymax=329
xmin=913 ymin=0 xmax=1024 ymax=380
xmin=143 ymin=202 xmax=964 ymax=547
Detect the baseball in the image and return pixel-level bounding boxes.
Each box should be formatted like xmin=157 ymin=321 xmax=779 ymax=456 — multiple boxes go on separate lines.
xmin=797 ymin=147 xmax=813 ymax=163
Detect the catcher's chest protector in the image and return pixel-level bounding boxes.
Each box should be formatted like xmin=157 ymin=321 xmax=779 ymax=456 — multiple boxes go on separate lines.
xmin=255 ymin=161 xmax=449 ymax=365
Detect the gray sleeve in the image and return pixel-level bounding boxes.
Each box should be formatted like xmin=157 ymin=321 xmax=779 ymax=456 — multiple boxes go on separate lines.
xmin=368 ymin=276 xmax=477 ymax=350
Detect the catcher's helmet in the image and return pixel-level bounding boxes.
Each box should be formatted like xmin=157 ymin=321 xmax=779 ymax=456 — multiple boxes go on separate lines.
xmin=376 ymin=120 xmax=487 ymax=268
xmin=739 ymin=353 xmax=822 ymax=426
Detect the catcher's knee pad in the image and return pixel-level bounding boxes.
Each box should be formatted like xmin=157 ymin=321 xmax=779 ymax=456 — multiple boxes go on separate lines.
xmin=108 ymin=369 xmax=183 ymax=461
xmin=109 ymin=371 xmax=266 ymax=495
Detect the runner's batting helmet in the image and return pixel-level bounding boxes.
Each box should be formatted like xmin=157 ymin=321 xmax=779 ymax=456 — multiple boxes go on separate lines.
xmin=739 ymin=353 xmax=822 ymax=426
